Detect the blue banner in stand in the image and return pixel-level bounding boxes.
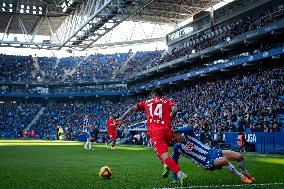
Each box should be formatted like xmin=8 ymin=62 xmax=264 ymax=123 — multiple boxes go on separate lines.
xmin=223 ymin=132 xmax=284 ymax=153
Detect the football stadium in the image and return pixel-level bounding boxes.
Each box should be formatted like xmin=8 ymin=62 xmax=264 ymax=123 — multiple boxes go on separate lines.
xmin=0 ymin=0 xmax=284 ymax=188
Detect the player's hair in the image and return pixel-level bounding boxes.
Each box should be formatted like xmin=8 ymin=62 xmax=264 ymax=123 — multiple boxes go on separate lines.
xmin=151 ymin=88 xmax=163 ymax=97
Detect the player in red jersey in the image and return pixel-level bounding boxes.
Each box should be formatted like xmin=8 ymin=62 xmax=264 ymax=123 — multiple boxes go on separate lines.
xmin=105 ymin=115 xmax=117 ymax=150
xmin=116 ymin=88 xmax=189 ymax=186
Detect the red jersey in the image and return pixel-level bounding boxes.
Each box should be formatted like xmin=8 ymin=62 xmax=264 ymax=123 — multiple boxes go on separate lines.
xmin=106 ymin=120 xmax=116 ymax=133
xmin=137 ymin=96 xmax=174 ymax=135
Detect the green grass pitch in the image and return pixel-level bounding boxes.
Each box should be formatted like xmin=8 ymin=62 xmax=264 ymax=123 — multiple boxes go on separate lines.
xmin=0 ymin=140 xmax=283 ymax=189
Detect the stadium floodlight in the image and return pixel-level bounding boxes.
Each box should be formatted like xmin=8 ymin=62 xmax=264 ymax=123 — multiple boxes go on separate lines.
xmin=69 ymin=0 xmax=74 ymax=5
xmin=61 ymin=2 xmax=67 ymax=9
xmin=63 ymin=7 xmax=67 ymax=12
xmin=60 ymin=0 xmax=80 ymax=14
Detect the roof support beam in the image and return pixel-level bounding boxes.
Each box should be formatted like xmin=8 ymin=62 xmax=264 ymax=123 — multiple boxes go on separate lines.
xmin=147 ymin=8 xmax=191 ymax=16
xmin=91 ymin=37 xmax=165 ymax=48
xmin=30 ymin=16 xmax=45 ymax=42
xmin=47 ymin=16 xmax=61 ymax=43
xmin=18 ymin=16 xmax=32 ymax=42
xmin=55 ymin=0 xmax=113 ymax=50
xmin=51 ymin=0 xmax=156 ymax=50
xmin=135 ymin=14 xmax=184 ymax=23
xmin=15 ymin=0 xmax=21 ymax=13
xmin=2 ymin=15 xmax=13 ymax=38
xmin=81 ymin=0 xmax=154 ymax=50
xmin=156 ymin=2 xmax=208 ymax=10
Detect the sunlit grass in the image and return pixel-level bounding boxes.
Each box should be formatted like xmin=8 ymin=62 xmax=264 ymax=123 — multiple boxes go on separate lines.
xmin=254 ymin=157 xmax=284 ymax=165
xmin=0 ymin=142 xmax=83 ymax=146
xmin=0 ymin=139 xmax=78 ymax=143
xmin=0 ymin=140 xmax=147 ymax=150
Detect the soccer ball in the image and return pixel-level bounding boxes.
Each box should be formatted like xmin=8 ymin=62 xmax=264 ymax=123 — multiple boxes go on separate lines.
xmin=99 ymin=166 xmax=112 ymax=179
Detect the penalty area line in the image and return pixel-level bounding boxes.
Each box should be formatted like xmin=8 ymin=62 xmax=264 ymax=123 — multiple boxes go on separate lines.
xmin=151 ymin=182 xmax=284 ymax=189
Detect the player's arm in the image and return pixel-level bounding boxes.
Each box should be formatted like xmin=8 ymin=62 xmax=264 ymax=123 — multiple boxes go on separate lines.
xmin=116 ymin=101 xmax=144 ymax=126
xmin=115 ymin=105 xmax=140 ymax=126
xmin=170 ymin=104 xmax=178 ymax=120
xmin=119 ymin=105 xmax=139 ymax=121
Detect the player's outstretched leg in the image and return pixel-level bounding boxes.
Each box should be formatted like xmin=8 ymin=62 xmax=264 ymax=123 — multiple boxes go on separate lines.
xmin=236 ymin=154 xmax=255 ymax=182
xmin=111 ymin=139 xmax=116 ymax=150
xmin=221 ymin=150 xmax=254 ymax=183
xmin=84 ymin=138 xmax=89 ymax=150
xmin=106 ymin=138 xmax=113 ymax=148
xmin=214 ymin=157 xmax=252 ymax=184
xmin=214 ymin=152 xmax=252 ymax=184
xmin=88 ymin=137 xmax=94 ymax=150
xmin=161 ymin=153 xmax=188 ymax=186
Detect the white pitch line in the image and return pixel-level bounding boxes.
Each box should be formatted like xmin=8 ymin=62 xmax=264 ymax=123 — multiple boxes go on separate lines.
xmin=151 ymin=182 xmax=284 ymax=189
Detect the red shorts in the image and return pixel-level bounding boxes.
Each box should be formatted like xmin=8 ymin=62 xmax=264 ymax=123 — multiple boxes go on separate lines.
xmin=149 ymin=129 xmax=173 ymax=157
xmin=108 ymin=132 xmax=116 ymax=140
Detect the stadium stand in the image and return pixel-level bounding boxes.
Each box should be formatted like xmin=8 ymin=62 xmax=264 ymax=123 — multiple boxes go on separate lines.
xmin=0 ymin=64 xmax=282 ymax=142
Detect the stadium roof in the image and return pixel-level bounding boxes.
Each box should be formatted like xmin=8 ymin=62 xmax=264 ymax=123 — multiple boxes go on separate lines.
xmin=0 ymin=0 xmax=70 ymax=36
xmin=0 ymin=0 xmax=223 ymax=50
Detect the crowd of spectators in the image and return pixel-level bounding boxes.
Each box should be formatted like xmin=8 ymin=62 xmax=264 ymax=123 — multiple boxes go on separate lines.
xmin=0 ymin=66 xmax=283 ymax=144
xmin=0 ymin=102 xmax=41 ymax=137
xmin=171 ymin=67 xmax=283 ymax=135
xmin=65 ymin=53 xmax=128 ymax=81
xmin=140 ymin=4 xmax=284 ymax=71
xmin=116 ymin=50 xmax=165 ymax=78
xmin=0 ymin=53 xmax=128 ymax=83
xmin=0 ymin=54 xmax=39 ymax=82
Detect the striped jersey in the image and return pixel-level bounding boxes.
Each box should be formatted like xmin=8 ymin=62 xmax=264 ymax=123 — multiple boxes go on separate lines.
xmin=172 ymin=127 xmax=212 ymax=169
xmin=83 ymin=118 xmax=90 ymax=132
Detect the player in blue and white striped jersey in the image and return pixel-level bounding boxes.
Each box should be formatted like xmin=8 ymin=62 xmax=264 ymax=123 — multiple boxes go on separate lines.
xmin=83 ymin=114 xmax=93 ymax=150
xmin=163 ymin=127 xmax=254 ymax=184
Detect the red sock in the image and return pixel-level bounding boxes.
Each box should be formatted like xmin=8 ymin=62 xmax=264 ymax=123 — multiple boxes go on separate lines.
xmin=112 ymin=139 xmax=116 ymax=148
xmin=164 ymin=157 xmax=180 ymax=174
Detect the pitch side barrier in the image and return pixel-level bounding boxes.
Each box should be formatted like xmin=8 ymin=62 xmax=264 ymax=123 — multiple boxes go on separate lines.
xmin=224 ymin=132 xmax=284 ymax=153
